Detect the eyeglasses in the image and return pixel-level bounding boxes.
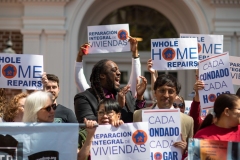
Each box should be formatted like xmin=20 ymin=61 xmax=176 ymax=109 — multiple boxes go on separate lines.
xmin=98 ymin=110 xmax=115 ymax=117
xmin=42 ymin=104 xmax=57 ymax=112
xmin=173 ymin=103 xmax=184 ymax=109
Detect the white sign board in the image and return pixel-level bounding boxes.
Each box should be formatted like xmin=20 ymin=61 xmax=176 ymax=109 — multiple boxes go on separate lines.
xmin=229 ymin=56 xmax=240 ymax=85
xmin=0 ymin=53 xmax=43 ymax=90
xmin=180 ymin=34 xmax=223 ymax=61
xmin=0 ymin=123 xmax=79 ymax=160
xmin=88 ymin=24 xmax=130 ymax=53
xmin=198 ymin=52 xmax=234 ymax=109
xmin=142 ymin=109 xmax=182 ymax=160
xmin=151 ymin=38 xmax=198 ymax=70
xmin=91 ymin=122 xmax=149 ymax=160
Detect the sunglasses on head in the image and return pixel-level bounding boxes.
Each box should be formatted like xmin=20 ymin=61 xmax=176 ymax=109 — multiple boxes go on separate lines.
xmin=43 ymin=104 xmax=57 ymax=112
xmin=173 ymin=103 xmax=184 ymax=108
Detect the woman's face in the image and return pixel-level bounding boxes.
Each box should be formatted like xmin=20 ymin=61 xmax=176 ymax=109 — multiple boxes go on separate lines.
xmin=173 ymin=96 xmax=185 ymax=113
xmin=97 ymin=104 xmax=121 ymax=125
xmin=228 ymin=99 xmax=240 ymax=127
xmin=37 ymin=98 xmax=55 ymax=122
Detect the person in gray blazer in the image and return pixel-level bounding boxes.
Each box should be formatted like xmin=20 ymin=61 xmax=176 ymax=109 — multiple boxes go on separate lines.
xmin=134 ymin=74 xmax=193 ymax=157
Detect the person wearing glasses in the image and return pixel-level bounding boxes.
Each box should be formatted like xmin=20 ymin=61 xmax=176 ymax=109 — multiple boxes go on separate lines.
xmin=42 ymin=73 xmax=78 ymax=123
xmin=2 ymin=92 xmax=28 ymax=122
xmin=173 ymin=95 xmax=185 ymax=113
xmin=78 ymin=98 xmax=123 ymax=160
xmin=22 ymin=91 xmax=56 ymax=122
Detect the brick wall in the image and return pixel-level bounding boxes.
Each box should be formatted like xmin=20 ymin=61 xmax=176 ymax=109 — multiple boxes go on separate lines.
xmin=0 ymin=30 xmax=23 ymax=100
xmin=0 ymin=30 xmax=23 ymax=54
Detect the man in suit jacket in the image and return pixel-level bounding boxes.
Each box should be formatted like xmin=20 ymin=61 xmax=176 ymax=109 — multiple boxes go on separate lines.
xmin=74 ymin=38 xmax=147 ymax=123
xmin=133 ymin=74 xmax=193 ymax=155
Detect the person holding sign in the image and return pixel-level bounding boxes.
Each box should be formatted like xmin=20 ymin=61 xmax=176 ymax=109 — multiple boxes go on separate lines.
xmin=133 ymin=74 xmax=193 ymax=158
xmin=78 ymin=98 xmax=124 ymax=160
xmin=194 ymin=94 xmax=240 ymax=141
xmin=74 ymin=36 xmax=141 ymax=97
xmin=22 ymin=91 xmax=56 ymax=122
xmin=74 ymin=51 xmax=147 ymax=123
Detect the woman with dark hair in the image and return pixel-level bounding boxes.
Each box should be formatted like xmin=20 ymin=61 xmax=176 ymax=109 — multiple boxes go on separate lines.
xmin=78 ymin=98 xmax=123 ymax=160
xmin=194 ymin=94 xmax=240 ymax=141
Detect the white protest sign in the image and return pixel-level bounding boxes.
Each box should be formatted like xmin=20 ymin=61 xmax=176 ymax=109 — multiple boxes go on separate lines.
xmin=180 ymin=34 xmax=223 ymax=61
xmin=91 ymin=122 xmax=149 ymax=160
xmin=229 ymin=56 xmax=240 ymax=85
xmin=0 ymin=123 xmax=79 ymax=160
xmin=198 ymin=52 xmax=234 ymax=109
xmin=142 ymin=109 xmax=182 ymax=160
xmin=0 ymin=53 xmax=43 ymax=90
xmin=151 ymin=38 xmax=198 ymax=70
xmin=88 ymin=24 xmax=130 ymax=53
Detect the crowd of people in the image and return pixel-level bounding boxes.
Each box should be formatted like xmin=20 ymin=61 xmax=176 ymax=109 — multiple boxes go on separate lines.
xmin=0 ymin=36 xmax=240 ymax=160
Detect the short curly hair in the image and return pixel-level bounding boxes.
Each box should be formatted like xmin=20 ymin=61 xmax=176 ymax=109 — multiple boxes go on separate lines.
xmin=3 ymin=92 xmax=28 ymax=122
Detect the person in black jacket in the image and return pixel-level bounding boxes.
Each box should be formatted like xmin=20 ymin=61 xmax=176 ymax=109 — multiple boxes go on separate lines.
xmin=74 ymin=38 xmax=147 ymax=123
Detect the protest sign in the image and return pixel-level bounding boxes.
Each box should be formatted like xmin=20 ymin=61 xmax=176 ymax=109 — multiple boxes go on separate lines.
xmin=91 ymin=122 xmax=149 ymax=160
xmin=88 ymin=24 xmax=130 ymax=53
xmin=0 ymin=123 xmax=79 ymax=160
xmin=142 ymin=109 xmax=182 ymax=160
xmin=188 ymin=138 xmax=240 ymax=160
xmin=0 ymin=53 xmax=43 ymax=90
xmin=198 ymin=52 xmax=234 ymax=109
xmin=184 ymin=100 xmax=192 ymax=115
xmin=229 ymin=56 xmax=240 ymax=85
xmin=151 ymin=38 xmax=198 ymax=70
xmin=180 ymin=34 xmax=223 ymax=61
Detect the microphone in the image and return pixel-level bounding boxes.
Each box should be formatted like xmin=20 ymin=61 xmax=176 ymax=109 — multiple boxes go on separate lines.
xmin=79 ymin=123 xmax=99 ymax=128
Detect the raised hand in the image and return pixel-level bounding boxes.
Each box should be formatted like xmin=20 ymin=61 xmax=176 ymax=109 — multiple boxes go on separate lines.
xmin=117 ymin=85 xmax=130 ymax=107
xmin=136 ymin=76 xmax=147 ymax=100
xmin=128 ymin=36 xmax=138 ymax=57
xmin=76 ymin=43 xmax=90 ymax=62
xmin=147 ymin=59 xmax=155 ymax=74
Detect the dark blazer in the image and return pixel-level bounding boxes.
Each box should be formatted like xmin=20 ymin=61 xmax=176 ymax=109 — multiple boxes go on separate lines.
xmin=74 ymin=88 xmax=140 ymax=123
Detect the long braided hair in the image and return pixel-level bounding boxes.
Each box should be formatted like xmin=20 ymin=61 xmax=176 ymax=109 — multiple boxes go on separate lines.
xmin=90 ymin=59 xmax=110 ymax=102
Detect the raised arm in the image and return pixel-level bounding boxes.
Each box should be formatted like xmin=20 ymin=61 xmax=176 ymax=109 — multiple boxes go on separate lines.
xmin=189 ymin=80 xmax=204 ymax=135
xmin=74 ymin=43 xmax=90 ymax=93
xmin=128 ymin=36 xmax=141 ymax=97
xmin=147 ymin=59 xmax=158 ymax=100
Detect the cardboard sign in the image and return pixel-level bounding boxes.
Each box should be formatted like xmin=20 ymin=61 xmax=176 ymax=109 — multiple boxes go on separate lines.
xmin=91 ymin=122 xmax=149 ymax=160
xmin=0 ymin=53 xmax=43 ymax=90
xmin=142 ymin=109 xmax=182 ymax=160
xmin=180 ymin=34 xmax=224 ymax=61
xmin=151 ymin=38 xmax=198 ymax=70
xmin=198 ymin=52 xmax=234 ymax=109
xmin=88 ymin=24 xmax=130 ymax=53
